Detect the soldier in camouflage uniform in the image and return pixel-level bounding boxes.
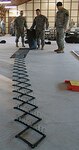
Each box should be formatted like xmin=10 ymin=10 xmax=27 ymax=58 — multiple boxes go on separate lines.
xmin=14 ymin=10 xmax=27 ymax=47
xmin=31 ymin=9 xmax=49 ymax=50
xmin=54 ymin=2 xmax=69 ymax=53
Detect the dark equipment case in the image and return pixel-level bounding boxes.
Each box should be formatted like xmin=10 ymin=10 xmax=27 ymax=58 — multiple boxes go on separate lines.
xmin=26 ymin=29 xmax=37 ymax=49
xmin=65 ymin=29 xmax=79 ymax=43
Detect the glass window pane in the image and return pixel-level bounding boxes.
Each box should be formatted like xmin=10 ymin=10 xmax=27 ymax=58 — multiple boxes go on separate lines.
xmin=72 ymin=2 xmax=78 ymax=9
xmin=6 ymin=12 xmax=9 ymax=17
xmin=6 ymin=18 xmax=8 ymax=22
xmin=41 ymin=11 xmax=47 ymax=16
xmin=34 ymin=3 xmax=40 ymax=10
xmin=41 ymin=3 xmax=48 ymax=10
xmin=27 ymin=4 xmax=33 ymax=10
xmin=49 ymin=11 xmax=55 ymax=17
xmin=71 ymin=17 xmax=77 ymax=22
xmin=6 ymin=28 xmax=8 ymax=33
xmin=34 ymin=0 xmax=40 ymax=2
xmin=63 ymin=0 xmax=71 ymax=1
xmin=34 ymin=11 xmax=37 ymax=17
xmin=71 ymin=11 xmax=77 ymax=16
xmin=49 ymin=3 xmax=55 ymax=10
xmin=27 ymin=11 xmax=33 ymax=17
xmin=18 ymin=4 xmax=25 ymax=10
xmin=64 ymin=3 xmax=70 ymax=9
xmin=41 ymin=0 xmax=48 ymax=2
xmin=27 ymin=17 xmax=33 ymax=22
xmin=48 ymin=17 xmax=55 ymax=22
xmin=49 ymin=0 xmax=55 ymax=2
xmin=49 ymin=22 xmax=54 ymax=28
xmin=23 ymin=11 xmax=26 ymax=16
xmin=6 ymin=22 xmax=8 ymax=27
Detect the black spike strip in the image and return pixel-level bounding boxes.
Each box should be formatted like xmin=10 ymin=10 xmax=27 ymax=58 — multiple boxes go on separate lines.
xmin=13 ymin=70 xmax=28 ymax=74
xmin=13 ymin=63 xmax=26 ymax=67
xmin=12 ymin=74 xmax=28 ymax=78
xmin=13 ymin=86 xmax=32 ymax=92
xmin=13 ymin=97 xmax=38 ymax=109
xmin=12 ymin=80 xmax=30 ymax=85
xmin=14 ymin=63 xmax=25 ymax=66
xmin=12 ymin=78 xmax=30 ymax=82
xmin=12 ymin=83 xmax=31 ymax=88
xmin=13 ymin=69 xmax=26 ymax=75
xmin=14 ymin=107 xmax=41 ymax=121
xmin=15 ymin=122 xmax=46 ymax=149
xmin=13 ymin=88 xmax=33 ymax=94
xmin=12 ymin=73 xmax=29 ymax=80
xmin=14 ymin=61 xmax=25 ymax=64
xmin=14 ymin=107 xmax=42 ymax=130
xmin=13 ymin=66 xmax=26 ymax=71
xmin=13 ymin=68 xmax=27 ymax=72
xmin=12 ymin=54 xmax=46 ymax=148
xmin=13 ymin=93 xmax=35 ymax=101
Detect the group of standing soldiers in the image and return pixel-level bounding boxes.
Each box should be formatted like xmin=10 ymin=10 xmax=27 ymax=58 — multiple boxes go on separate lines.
xmin=14 ymin=1 xmax=69 ymax=52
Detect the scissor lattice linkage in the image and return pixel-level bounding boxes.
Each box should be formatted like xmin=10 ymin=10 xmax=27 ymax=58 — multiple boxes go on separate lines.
xmin=12 ymin=52 xmax=46 ymax=148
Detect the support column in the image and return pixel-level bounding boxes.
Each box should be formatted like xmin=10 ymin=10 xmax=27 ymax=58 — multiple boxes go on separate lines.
xmin=77 ymin=0 xmax=79 ymax=26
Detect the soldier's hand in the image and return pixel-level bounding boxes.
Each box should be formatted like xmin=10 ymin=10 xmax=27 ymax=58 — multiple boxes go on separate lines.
xmin=64 ymin=28 xmax=67 ymax=32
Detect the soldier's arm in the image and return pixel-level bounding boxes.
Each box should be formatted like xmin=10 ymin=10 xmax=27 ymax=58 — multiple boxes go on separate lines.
xmin=46 ymin=17 xmax=49 ymax=29
xmin=63 ymin=10 xmax=69 ymax=30
xmin=54 ymin=13 xmax=57 ymax=28
xmin=30 ymin=18 xmax=36 ymax=29
xmin=13 ymin=18 xmax=17 ymax=29
xmin=24 ymin=19 xmax=27 ymax=29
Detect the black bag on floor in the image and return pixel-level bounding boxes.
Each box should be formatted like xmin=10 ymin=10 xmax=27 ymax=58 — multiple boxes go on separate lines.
xmin=27 ymin=29 xmax=37 ymax=49
xmin=0 ymin=40 xmax=6 ymax=44
xmin=65 ymin=31 xmax=79 ymax=43
xmin=45 ymin=40 xmax=51 ymax=44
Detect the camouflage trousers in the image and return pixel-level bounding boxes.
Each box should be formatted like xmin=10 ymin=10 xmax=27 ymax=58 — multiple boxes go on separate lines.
xmin=36 ymin=30 xmax=45 ymax=47
xmin=56 ymin=28 xmax=64 ymax=50
xmin=15 ymin=29 xmax=25 ymax=44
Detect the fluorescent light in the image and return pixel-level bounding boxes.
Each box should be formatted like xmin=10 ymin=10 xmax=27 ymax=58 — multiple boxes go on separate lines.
xmin=5 ymin=6 xmax=17 ymax=9
xmin=0 ymin=0 xmax=11 ymax=4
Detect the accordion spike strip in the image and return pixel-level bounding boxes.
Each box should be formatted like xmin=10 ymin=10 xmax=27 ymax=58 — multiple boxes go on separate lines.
xmin=12 ymin=50 xmax=46 ymax=148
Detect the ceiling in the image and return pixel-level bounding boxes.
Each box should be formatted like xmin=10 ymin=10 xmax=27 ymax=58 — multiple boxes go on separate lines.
xmin=0 ymin=0 xmax=31 ymax=11
xmin=0 ymin=0 xmax=31 ymax=6
xmin=11 ymin=0 xmax=31 ymax=5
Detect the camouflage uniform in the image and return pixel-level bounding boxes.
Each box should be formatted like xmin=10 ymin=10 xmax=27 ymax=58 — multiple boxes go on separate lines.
xmin=55 ymin=8 xmax=69 ymax=50
xmin=31 ymin=14 xmax=49 ymax=49
xmin=14 ymin=16 xmax=27 ymax=46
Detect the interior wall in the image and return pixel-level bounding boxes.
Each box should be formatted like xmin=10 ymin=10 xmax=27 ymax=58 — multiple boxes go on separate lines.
xmin=6 ymin=0 xmax=79 ymax=33
xmin=25 ymin=0 xmax=78 ymax=28
xmin=5 ymin=11 xmax=9 ymax=34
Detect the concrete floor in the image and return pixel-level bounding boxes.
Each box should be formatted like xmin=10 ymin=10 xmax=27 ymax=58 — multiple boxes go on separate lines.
xmin=0 ymin=34 xmax=79 ymax=150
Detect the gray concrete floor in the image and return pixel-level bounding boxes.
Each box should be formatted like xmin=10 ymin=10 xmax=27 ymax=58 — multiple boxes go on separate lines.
xmin=0 ymin=34 xmax=79 ymax=150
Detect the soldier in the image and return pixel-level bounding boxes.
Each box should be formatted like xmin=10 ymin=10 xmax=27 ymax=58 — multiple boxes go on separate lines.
xmin=10 ymin=18 xmax=15 ymax=36
xmin=31 ymin=9 xmax=49 ymax=50
xmin=14 ymin=10 xmax=27 ymax=47
xmin=69 ymin=19 xmax=75 ymax=30
xmin=1 ymin=18 xmax=6 ymax=36
xmin=54 ymin=2 xmax=69 ymax=53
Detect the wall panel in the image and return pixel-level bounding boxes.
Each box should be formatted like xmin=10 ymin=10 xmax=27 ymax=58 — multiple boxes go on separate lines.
xmin=6 ymin=0 xmax=79 ymax=33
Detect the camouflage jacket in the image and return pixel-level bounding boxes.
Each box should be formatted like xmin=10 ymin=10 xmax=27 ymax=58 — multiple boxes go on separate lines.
xmin=14 ymin=16 xmax=27 ymax=30
xmin=55 ymin=8 xmax=69 ymax=29
xmin=31 ymin=14 xmax=49 ymax=30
